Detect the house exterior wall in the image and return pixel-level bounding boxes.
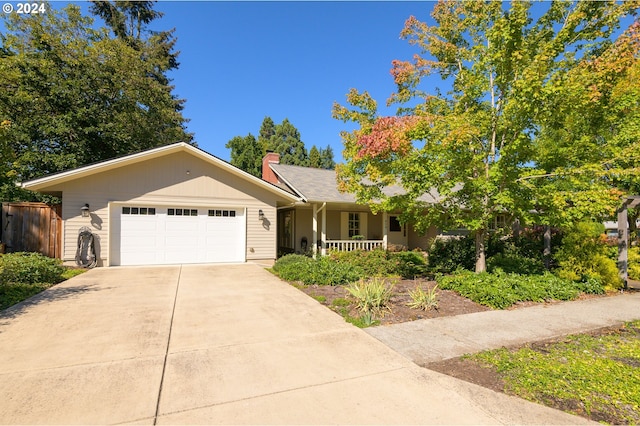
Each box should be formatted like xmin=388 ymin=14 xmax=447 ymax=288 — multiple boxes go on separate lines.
xmin=55 ymin=151 xmax=288 ymax=265
xmin=408 ymin=224 xmax=439 ymax=251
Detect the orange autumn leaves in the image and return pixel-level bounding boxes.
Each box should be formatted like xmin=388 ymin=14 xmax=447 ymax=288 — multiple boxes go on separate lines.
xmin=355 ymin=116 xmax=424 ymax=160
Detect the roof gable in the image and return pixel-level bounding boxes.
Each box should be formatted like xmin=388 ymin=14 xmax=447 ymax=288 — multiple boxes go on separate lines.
xmin=22 ymin=142 xmax=300 ymax=201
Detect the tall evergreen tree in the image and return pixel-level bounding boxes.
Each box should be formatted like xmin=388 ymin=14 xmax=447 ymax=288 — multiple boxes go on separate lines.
xmin=258 ymin=116 xmax=276 ymax=152
xmin=89 ymin=1 xmax=178 ymax=85
xmin=309 ymin=146 xmax=321 ymax=168
xmin=225 ymin=133 xmax=262 ymax=178
xmin=319 ymin=145 xmax=336 ymax=169
xmin=271 ymin=119 xmax=308 ymax=166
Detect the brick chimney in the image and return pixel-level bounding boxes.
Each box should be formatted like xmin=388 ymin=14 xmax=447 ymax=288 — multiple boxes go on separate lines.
xmin=262 ymin=152 xmax=280 ymax=184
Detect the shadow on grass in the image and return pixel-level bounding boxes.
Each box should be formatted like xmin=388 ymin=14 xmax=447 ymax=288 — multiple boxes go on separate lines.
xmin=0 ymin=282 xmax=104 ymax=325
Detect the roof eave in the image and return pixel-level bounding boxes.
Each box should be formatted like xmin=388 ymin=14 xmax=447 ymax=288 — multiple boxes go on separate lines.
xmin=22 ymin=142 xmax=300 ymax=202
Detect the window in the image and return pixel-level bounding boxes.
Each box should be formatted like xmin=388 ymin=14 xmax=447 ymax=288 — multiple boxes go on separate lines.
xmin=348 ymin=212 xmax=360 ymax=238
xmin=390 ymin=216 xmax=402 ymax=232
xmin=208 ymin=209 xmax=237 ymax=217
xmin=122 ymin=206 xmax=155 ymax=215
xmin=490 ymin=214 xmax=508 ymax=231
xmin=168 ymin=208 xmax=198 ymax=216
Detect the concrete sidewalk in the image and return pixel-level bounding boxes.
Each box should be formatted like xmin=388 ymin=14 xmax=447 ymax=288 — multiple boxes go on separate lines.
xmin=366 ymin=291 xmax=640 ymax=366
xmin=0 ymin=264 xmax=595 ymax=425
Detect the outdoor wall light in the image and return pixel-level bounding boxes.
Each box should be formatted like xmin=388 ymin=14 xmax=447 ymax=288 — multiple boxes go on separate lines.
xmin=81 ymin=203 xmax=90 ymax=218
xmin=258 ymin=209 xmax=264 ymax=221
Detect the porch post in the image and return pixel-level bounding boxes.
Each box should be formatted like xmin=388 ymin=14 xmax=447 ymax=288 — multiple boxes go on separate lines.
xmin=618 ymin=204 xmax=628 ymax=289
xmin=312 ymin=203 xmax=318 ymax=259
xmin=382 ymin=211 xmax=388 ymax=250
xmin=321 ymin=205 xmax=327 ymax=256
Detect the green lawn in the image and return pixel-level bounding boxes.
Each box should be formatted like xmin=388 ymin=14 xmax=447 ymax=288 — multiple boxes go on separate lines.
xmin=470 ymin=320 xmax=640 ymax=424
xmin=0 ymin=268 xmax=86 ymax=311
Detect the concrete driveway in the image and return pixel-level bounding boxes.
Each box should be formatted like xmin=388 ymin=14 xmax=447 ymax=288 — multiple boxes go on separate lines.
xmin=0 ymin=264 xmax=591 ymax=425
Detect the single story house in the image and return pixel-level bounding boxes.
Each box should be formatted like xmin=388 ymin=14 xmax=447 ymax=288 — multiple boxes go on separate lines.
xmin=21 ymin=143 xmax=446 ymax=267
xmin=261 ymin=152 xmax=441 ymax=257
xmin=21 ymin=143 xmax=299 ymax=266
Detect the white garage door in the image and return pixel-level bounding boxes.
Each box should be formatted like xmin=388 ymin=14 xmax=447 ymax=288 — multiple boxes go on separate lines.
xmin=117 ymin=206 xmax=246 ymax=265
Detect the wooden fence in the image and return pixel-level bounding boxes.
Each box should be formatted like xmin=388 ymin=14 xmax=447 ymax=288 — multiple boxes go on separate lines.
xmin=1 ymin=203 xmax=62 ymax=258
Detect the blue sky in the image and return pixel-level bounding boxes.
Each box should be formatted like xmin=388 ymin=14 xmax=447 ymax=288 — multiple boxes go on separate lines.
xmin=3 ymin=1 xmax=436 ymax=163
xmin=147 ymin=1 xmax=435 ymax=163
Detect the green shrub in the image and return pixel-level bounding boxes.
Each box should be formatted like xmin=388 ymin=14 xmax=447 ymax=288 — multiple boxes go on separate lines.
xmin=487 ymin=253 xmax=545 ymax=275
xmin=346 ymin=277 xmax=395 ymax=318
xmin=0 ymin=252 xmax=65 ymax=285
xmin=389 ymin=251 xmax=427 ymax=278
xmin=628 ymin=246 xmax=640 ymax=281
xmin=437 ymin=270 xmax=595 ymax=309
xmin=554 ymin=222 xmax=623 ymax=290
xmin=330 ymin=249 xmax=395 ymax=277
xmin=514 ymin=226 xmax=563 ymax=263
xmin=275 ymin=255 xmax=363 ymax=285
xmin=573 ymin=276 xmax=606 ymax=295
xmin=0 ymin=282 xmax=52 ymax=310
xmin=428 ymin=236 xmax=476 ymax=272
xmin=272 ymin=254 xmax=312 ymax=273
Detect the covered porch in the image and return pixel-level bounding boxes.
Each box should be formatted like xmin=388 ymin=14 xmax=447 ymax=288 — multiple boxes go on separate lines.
xmin=277 ymin=202 xmax=436 ymax=257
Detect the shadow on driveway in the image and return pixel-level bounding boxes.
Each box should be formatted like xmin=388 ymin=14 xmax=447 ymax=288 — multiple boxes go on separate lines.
xmin=0 ymin=283 xmax=105 ymax=325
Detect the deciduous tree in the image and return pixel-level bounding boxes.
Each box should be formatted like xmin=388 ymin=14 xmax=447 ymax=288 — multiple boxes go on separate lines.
xmin=333 ymin=0 xmax=638 ymax=272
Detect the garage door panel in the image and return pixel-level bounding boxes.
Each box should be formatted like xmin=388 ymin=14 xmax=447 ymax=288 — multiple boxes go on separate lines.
xmin=117 ymin=206 xmax=245 ymax=266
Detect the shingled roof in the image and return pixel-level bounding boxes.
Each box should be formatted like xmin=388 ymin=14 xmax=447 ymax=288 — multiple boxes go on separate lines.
xmin=269 ymin=163 xmax=443 ymax=204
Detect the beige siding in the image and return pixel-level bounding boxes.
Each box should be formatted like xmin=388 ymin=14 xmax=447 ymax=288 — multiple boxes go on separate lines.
xmin=56 ymin=151 xmax=289 ymax=265
xmin=294 ymin=208 xmax=313 ymax=253
xmin=408 ymin=224 xmax=438 ymax=251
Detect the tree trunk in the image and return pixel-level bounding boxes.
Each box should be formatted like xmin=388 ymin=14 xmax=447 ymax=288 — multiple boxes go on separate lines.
xmin=475 ymin=229 xmax=487 ymax=273
xmin=543 ymin=225 xmax=551 ymax=270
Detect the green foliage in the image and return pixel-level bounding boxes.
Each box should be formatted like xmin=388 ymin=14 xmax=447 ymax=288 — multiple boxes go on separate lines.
xmin=226 ymin=117 xmax=335 ymax=174
xmin=554 ymin=221 xmax=623 ymax=290
xmin=472 ymin=321 xmax=640 ymax=424
xmin=407 ymin=284 xmax=438 ymax=311
xmin=274 ymin=254 xmax=362 ymax=286
xmin=346 ymin=277 xmax=394 ymax=319
xmin=487 ymin=253 xmax=545 ymax=275
xmin=0 ymin=282 xmax=51 ymax=311
xmin=319 ymin=145 xmax=336 ymax=170
xmin=330 ymin=249 xmax=393 ymax=277
xmin=333 ymin=1 xmax=637 ymax=273
xmin=329 ymin=249 xmax=426 ymax=279
xmin=437 ymin=270 xmax=600 ymax=309
xmin=628 ymin=246 xmax=640 ymax=281
xmin=389 ymin=251 xmax=428 ymax=278
xmin=0 ymin=252 xmax=65 ymax=285
xmin=331 ymin=297 xmax=350 ymax=308
xmin=1 ymin=4 xmax=192 ymax=184
xmin=272 ymin=254 xmax=312 ymax=273
xmin=0 ymin=253 xmax=84 ymax=310
xmin=428 ymin=237 xmax=476 ymax=272
xmin=308 ymin=145 xmax=321 ymax=168
xmin=312 ymin=295 xmax=326 ymax=304
xmin=269 ymin=118 xmax=308 ymax=166
xmin=226 ymin=133 xmax=263 ymax=177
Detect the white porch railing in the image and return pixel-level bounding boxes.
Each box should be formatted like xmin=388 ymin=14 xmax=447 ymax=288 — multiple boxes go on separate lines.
xmin=326 ymin=240 xmax=385 ymax=252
